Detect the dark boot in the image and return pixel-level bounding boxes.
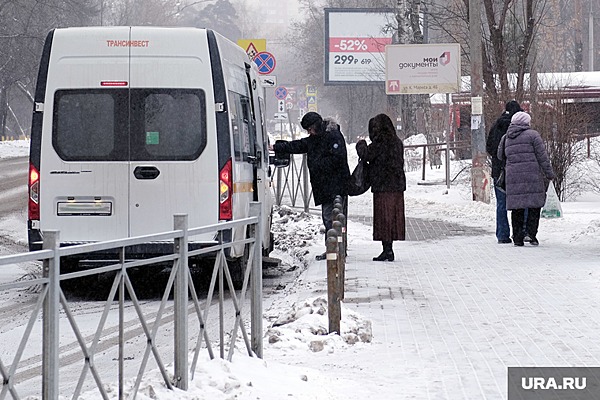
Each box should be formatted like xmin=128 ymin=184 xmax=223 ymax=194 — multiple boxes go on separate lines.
xmin=511 ymin=210 xmax=525 ymax=246
xmin=384 ymin=241 xmax=394 ymax=261
xmin=373 ymin=241 xmax=394 ymax=261
xmin=513 ymin=236 xmax=525 ymax=247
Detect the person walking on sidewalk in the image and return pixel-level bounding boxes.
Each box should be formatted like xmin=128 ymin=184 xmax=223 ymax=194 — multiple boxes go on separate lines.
xmin=273 ymin=112 xmax=350 ymax=260
xmin=498 ymin=111 xmax=555 ymax=246
xmin=486 ymin=100 xmax=523 ymax=244
xmin=356 ymin=113 xmax=406 ymax=261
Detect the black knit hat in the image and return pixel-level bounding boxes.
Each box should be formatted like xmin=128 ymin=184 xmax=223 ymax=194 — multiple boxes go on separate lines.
xmin=505 ymin=100 xmax=523 ymax=115
xmin=300 ymin=112 xmax=323 ymax=130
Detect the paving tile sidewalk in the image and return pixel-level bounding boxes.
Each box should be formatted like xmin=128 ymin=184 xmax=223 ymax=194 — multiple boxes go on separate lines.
xmin=295 ymin=218 xmax=600 ymax=399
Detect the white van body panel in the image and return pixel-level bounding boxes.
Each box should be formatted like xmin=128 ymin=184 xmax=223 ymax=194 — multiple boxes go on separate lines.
xmin=29 ymin=27 xmax=273 ymax=258
xmin=128 ymin=28 xmax=218 ymax=238
xmin=40 ymin=27 xmax=131 ymax=242
xmin=214 ymin=33 xmax=274 ymax=250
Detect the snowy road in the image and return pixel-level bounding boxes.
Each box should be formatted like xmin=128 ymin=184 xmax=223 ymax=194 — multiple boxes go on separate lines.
xmin=0 ymin=156 xmax=27 ymax=216
xmin=0 ymin=153 xmax=302 ymax=397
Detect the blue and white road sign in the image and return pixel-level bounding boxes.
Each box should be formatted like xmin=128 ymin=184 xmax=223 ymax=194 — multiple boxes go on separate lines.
xmin=275 ymin=86 xmax=288 ymax=100
xmin=254 ymin=51 xmax=276 ymax=75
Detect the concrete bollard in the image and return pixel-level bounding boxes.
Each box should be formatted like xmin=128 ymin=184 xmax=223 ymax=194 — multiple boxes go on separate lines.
xmin=326 ymin=230 xmax=341 ymax=335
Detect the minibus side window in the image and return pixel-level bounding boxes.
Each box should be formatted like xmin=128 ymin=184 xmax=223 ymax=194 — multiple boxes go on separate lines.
xmin=228 ymin=92 xmax=243 ymax=161
xmin=228 ymin=92 xmax=254 ymax=162
xmin=240 ymin=97 xmax=256 ymax=160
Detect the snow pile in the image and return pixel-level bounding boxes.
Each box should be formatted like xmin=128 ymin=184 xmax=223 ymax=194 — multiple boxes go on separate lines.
xmin=79 ymin=354 xmax=338 ymax=400
xmin=266 ymin=296 xmax=372 ymax=352
xmin=272 ymin=206 xmax=320 ymax=257
xmin=0 ymin=139 xmax=29 ymax=159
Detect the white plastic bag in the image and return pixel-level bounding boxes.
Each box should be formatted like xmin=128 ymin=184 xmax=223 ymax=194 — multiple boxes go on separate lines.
xmin=541 ymin=181 xmax=562 ymax=218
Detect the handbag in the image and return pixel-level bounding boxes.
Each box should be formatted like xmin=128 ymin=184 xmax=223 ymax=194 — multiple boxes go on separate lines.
xmin=347 ymin=158 xmax=370 ymax=196
xmin=495 ymin=135 xmax=507 ymax=193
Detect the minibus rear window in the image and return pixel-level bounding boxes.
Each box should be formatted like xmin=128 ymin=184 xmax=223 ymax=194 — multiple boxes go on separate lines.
xmin=52 ymin=89 xmax=207 ymax=162
xmin=53 ymin=90 xmax=127 ymax=161
xmin=132 ymin=90 xmax=206 ymax=161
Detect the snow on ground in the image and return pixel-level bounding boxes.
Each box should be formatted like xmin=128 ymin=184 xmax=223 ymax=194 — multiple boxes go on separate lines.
xmin=1 ymin=138 xmax=600 ymax=399
xmin=0 ymin=139 xmax=29 ymax=159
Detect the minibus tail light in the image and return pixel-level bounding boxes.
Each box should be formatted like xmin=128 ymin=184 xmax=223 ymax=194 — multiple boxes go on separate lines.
xmin=219 ymin=159 xmax=233 ymax=220
xmin=29 ymin=163 xmax=40 ymax=220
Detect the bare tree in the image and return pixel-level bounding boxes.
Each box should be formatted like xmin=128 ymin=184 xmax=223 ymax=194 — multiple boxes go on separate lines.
xmin=99 ymin=0 xmax=181 ymax=26
xmin=532 ymin=84 xmax=595 ymax=200
xmin=177 ymin=0 xmax=242 ymax=40
xmin=0 ymin=0 xmax=98 ymax=138
xmin=280 ymin=0 xmax=390 ymax=141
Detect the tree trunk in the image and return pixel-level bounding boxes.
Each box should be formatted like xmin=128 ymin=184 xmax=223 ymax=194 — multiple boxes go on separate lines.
xmin=516 ymin=0 xmax=536 ymax=100
xmin=0 ymin=87 xmax=8 ymax=140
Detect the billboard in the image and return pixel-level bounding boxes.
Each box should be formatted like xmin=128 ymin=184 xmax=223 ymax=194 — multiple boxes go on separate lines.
xmin=324 ymin=8 xmax=395 ymax=85
xmin=385 ymin=43 xmax=461 ymax=95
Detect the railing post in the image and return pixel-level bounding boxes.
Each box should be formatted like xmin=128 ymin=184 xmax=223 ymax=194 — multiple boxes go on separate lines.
xmin=276 ymin=165 xmax=283 ymax=206
xmin=302 ymin=154 xmax=310 ymax=212
xmin=43 ymin=230 xmax=60 ymax=400
xmin=445 ymin=144 xmax=451 ymax=189
xmin=174 ymin=214 xmax=189 ymax=390
xmin=326 ymin=229 xmax=341 ymax=334
xmin=249 ymin=202 xmax=263 ymax=358
xmin=118 ymin=247 xmax=125 ymax=399
xmin=422 ymin=146 xmax=427 ymax=181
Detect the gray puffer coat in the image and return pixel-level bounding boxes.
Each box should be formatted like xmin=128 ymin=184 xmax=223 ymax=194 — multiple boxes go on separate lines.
xmin=498 ymin=123 xmax=555 ymax=210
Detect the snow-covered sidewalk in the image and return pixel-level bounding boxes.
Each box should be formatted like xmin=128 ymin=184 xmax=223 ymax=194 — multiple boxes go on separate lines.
xmin=267 ymin=212 xmax=600 ymax=399
xmin=3 ymin=139 xmax=600 ymax=399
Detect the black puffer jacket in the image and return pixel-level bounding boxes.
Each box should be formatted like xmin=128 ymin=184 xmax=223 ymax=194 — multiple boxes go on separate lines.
xmin=486 ymin=112 xmax=512 ymax=179
xmin=273 ymin=119 xmax=350 ymax=205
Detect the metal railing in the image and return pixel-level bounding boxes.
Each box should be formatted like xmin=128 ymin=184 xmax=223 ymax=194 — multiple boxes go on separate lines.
xmin=404 ymin=140 xmax=471 ymax=187
xmin=273 ymin=141 xmax=472 ymax=211
xmin=0 ymin=203 xmax=263 ymax=399
xmin=274 ymin=154 xmax=313 ymax=212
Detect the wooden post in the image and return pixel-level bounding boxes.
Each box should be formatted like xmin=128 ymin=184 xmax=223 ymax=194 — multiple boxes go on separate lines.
xmin=326 ymin=230 xmax=340 ymax=334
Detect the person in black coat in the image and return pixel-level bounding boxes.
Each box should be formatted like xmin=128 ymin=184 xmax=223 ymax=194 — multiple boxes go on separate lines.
xmin=356 ymin=113 xmax=406 ymax=262
xmin=273 ymin=112 xmax=350 ymax=260
xmin=486 ymin=100 xmax=523 ymax=244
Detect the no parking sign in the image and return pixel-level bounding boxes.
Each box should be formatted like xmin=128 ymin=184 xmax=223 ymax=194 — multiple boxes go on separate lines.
xmin=253 ymin=52 xmax=276 ymax=75
xmin=275 ymin=86 xmax=288 ymax=100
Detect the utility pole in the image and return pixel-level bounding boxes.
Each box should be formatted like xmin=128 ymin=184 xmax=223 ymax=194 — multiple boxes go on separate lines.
xmin=468 ymin=0 xmax=489 ymax=203
xmin=590 ymin=0 xmax=595 ymax=71
xmin=388 ymin=0 xmax=409 ymax=135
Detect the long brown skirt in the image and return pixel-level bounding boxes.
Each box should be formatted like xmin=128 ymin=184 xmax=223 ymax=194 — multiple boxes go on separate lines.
xmin=373 ymin=192 xmax=406 ymax=241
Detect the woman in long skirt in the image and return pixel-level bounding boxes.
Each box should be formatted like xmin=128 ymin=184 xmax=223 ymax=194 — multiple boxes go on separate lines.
xmin=356 ymin=114 xmax=406 ymax=261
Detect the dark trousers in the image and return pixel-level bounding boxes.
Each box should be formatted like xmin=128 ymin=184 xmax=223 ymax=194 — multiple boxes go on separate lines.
xmin=511 ymin=208 xmax=541 ymax=240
